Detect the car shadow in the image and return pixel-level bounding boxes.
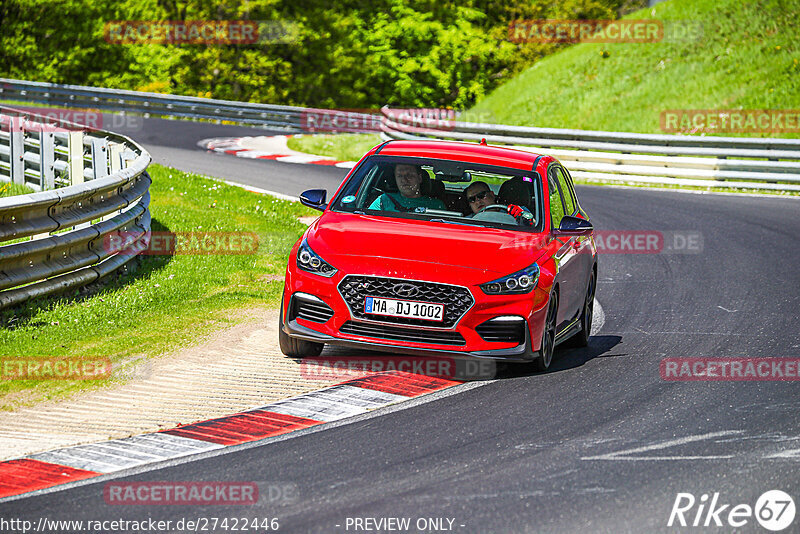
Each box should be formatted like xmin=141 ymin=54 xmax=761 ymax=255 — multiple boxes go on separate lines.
xmin=286 ymin=334 xmax=623 ymax=383
xmin=497 ymin=334 xmax=624 ymax=379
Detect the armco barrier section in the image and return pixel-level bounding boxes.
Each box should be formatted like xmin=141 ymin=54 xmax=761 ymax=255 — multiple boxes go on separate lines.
xmin=0 ymin=78 xmax=377 ymax=134
xmin=2 ymin=78 xmax=799 ymax=192
xmin=379 ymin=107 xmax=800 ymax=192
xmin=0 ymin=105 xmax=151 ymax=309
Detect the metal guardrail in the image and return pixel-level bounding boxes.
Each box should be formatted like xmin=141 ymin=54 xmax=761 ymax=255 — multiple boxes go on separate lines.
xmin=3 ymin=78 xmax=798 ymax=192
xmin=0 ymin=105 xmax=151 ymax=309
xmin=380 ymin=107 xmax=800 ymax=192
xmin=0 ymin=78 xmax=378 ymax=134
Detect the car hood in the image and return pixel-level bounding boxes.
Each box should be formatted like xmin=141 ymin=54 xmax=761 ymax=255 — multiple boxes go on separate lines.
xmin=306 ymin=211 xmax=548 ymax=280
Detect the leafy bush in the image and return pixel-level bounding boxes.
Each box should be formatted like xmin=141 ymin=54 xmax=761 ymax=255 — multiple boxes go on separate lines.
xmin=0 ymin=0 xmax=626 ymax=109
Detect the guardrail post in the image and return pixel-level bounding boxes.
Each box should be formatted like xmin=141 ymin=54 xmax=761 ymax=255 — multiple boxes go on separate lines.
xmin=103 ymin=142 xmax=126 ymax=222
xmin=68 ymin=130 xmax=84 ymax=185
xmin=10 ymin=118 xmax=25 ymax=185
xmin=109 ymin=143 xmax=124 ymax=173
xmin=121 ymin=149 xmax=136 ymax=169
xmin=39 ymin=130 xmax=55 ymax=190
xmin=91 ymin=138 xmax=109 ymax=180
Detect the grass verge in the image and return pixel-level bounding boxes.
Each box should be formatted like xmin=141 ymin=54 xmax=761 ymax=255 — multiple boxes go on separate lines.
xmin=573 ymin=178 xmax=800 ymax=197
xmin=287 ymin=133 xmax=381 ymax=162
xmin=0 ymin=163 xmax=316 ymax=410
xmin=470 ymin=0 xmax=800 ymax=137
xmin=0 ymin=182 xmax=35 ymax=197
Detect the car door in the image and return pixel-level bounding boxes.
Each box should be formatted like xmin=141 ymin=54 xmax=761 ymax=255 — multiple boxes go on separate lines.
xmin=554 ymin=164 xmax=593 ymax=304
xmin=547 ymin=164 xmax=582 ymax=330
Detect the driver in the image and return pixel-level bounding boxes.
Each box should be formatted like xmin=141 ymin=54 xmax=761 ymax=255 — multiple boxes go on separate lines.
xmin=368 ymin=164 xmax=446 ymax=212
xmin=465 ymin=181 xmax=533 ymax=224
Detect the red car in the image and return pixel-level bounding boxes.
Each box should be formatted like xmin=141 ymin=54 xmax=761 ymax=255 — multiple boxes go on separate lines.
xmin=279 ymin=140 xmax=596 ymax=371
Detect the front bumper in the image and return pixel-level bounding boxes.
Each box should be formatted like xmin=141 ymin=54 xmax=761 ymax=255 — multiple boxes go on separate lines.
xmin=283 ymin=315 xmax=537 ymax=362
xmin=282 ymin=267 xmax=549 ymax=362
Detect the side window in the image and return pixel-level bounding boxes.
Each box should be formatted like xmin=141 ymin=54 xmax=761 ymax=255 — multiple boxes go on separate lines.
xmin=547 ymin=171 xmax=565 ymax=230
xmin=554 ymin=167 xmax=576 ymax=215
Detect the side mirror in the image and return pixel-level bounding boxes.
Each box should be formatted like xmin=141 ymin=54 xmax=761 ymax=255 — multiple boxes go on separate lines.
xmin=299 ymin=189 xmax=327 ymax=211
xmin=556 ymin=215 xmax=593 ymax=236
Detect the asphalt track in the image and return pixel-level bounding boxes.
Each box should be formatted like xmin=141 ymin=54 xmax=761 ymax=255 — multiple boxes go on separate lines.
xmin=2 ymin=117 xmax=800 ymax=533
xmin=116 ymin=116 xmax=349 ymax=195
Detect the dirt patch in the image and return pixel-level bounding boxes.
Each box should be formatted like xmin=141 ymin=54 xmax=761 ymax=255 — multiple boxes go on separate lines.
xmin=0 ymin=306 xmax=342 ymax=461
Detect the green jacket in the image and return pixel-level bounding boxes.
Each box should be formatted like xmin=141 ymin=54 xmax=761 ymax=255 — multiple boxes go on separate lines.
xmin=368 ymin=192 xmax=445 ymax=212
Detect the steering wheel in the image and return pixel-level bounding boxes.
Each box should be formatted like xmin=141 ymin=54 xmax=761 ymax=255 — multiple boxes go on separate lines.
xmin=475 ymin=204 xmax=509 ymax=215
xmin=475 ymin=203 xmax=535 ymax=226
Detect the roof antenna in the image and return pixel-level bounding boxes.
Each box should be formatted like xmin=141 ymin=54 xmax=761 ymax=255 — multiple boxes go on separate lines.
xmin=480 ymin=138 xmax=487 ymax=145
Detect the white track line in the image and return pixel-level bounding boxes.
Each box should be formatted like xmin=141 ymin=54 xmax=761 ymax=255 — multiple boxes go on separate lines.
xmin=581 ymin=430 xmax=744 ymax=461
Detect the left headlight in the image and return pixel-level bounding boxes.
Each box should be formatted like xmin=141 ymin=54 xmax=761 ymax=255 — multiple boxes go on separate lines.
xmin=296 ymin=239 xmax=337 ymax=277
xmin=480 ymin=263 xmax=539 ymax=295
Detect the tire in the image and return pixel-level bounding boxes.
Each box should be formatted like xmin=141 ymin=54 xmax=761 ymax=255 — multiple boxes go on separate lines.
xmin=564 ymin=272 xmax=595 ymax=349
xmin=278 ymin=298 xmax=324 ymax=357
xmin=532 ymin=291 xmax=558 ymax=371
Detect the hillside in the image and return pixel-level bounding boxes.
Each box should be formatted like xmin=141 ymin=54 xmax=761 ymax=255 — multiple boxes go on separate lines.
xmin=470 ymin=0 xmax=800 ymax=137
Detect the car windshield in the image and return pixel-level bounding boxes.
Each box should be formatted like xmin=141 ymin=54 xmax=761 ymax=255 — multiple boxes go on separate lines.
xmin=330 ymin=155 xmax=544 ymax=232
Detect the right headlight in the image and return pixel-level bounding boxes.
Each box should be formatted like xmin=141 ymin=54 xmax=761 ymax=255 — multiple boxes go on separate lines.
xmin=296 ymin=239 xmax=337 ymax=277
xmin=480 ymin=263 xmax=540 ymax=295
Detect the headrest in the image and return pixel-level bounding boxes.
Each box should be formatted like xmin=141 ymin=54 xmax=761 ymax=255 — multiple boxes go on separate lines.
xmin=498 ymin=175 xmax=534 ymax=209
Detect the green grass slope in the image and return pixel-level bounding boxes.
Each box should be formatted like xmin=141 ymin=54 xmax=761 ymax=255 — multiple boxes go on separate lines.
xmin=470 ymin=0 xmax=800 ymax=137
xmin=0 ymin=164 xmax=315 ymax=409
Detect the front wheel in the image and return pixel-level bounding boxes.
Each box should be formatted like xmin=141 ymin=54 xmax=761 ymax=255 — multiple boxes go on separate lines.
xmin=532 ymin=291 xmax=558 ymax=371
xmin=278 ymin=298 xmax=324 ymax=357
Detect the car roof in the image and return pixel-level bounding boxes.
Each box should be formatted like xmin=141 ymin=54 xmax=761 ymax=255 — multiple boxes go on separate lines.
xmin=368 ymin=140 xmax=548 ymax=171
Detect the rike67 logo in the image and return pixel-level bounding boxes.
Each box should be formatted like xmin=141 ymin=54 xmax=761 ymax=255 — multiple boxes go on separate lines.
xmin=668 ymin=490 xmax=795 ymax=531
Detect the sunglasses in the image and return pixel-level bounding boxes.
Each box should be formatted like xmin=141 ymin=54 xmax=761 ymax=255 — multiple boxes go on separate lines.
xmin=468 ymin=190 xmax=492 ymax=203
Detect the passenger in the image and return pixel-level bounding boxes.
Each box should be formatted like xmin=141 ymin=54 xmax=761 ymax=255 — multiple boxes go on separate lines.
xmin=464 ymin=181 xmax=497 ymax=214
xmin=368 ymin=164 xmax=446 ymax=212
xmin=465 ymin=180 xmax=533 ymax=223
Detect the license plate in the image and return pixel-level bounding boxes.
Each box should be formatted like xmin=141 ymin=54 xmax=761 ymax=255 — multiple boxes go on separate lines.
xmin=364 ymin=297 xmax=444 ymax=321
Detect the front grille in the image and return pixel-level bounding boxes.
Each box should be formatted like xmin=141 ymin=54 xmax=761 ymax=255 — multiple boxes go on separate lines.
xmin=476 ymin=318 xmax=526 ymax=343
xmin=290 ymin=296 xmax=334 ymax=323
xmin=338 ymin=275 xmax=474 ymax=328
xmin=340 ymin=321 xmax=466 ymax=346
